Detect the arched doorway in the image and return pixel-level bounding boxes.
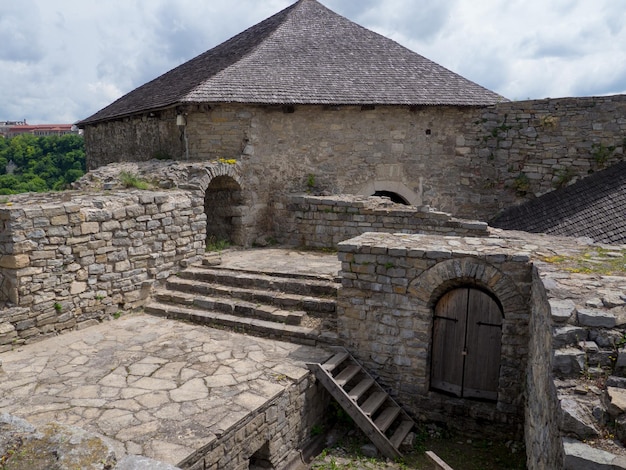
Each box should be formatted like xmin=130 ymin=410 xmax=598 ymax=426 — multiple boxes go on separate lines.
xmin=430 ymin=287 xmax=503 ymax=401
xmin=204 ymin=176 xmax=244 ymax=246
xmin=372 ymin=190 xmax=409 ymax=205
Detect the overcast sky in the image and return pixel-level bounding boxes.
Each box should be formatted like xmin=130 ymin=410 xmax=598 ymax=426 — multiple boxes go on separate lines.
xmin=2 ymin=0 xmax=626 ymax=124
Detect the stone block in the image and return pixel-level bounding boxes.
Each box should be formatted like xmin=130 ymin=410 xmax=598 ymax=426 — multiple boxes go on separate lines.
xmin=606 ymin=387 xmax=626 ymax=419
xmin=563 ymin=437 xmax=626 ymax=469
xmin=553 ymin=347 xmax=585 ymax=377
xmin=550 ymin=298 xmax=576 ymax=323
xmin=559 ymin=398 xmax=600 ymax=439
xmin=0 ymin=254 xmax=30 ymax=269
xmin=577 ymin=309 xmax=616 ymax=328
xmin=70 ymin=281 xmax=88 ymax=295
xmin=614 ymin=348 xmax=626 ymax=377
xmin=553 ymin=326 xmax=587 ymax=348
xmin=81 ymin=222 xmax=100 ymax=235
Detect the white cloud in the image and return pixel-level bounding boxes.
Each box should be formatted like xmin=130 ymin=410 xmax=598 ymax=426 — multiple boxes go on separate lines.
xmin=1 ymin=0 xmax=625 ymax=123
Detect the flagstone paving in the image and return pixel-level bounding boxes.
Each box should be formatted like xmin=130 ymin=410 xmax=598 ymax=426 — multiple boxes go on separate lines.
xmin=0 ymin=312 xmax=330 ymax=466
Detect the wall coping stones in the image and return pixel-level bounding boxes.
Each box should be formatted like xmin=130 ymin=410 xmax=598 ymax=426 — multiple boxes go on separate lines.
xmin=563 ymin=437 xmax=626 ymax=469
xmin=577 ymin=308 xmax=617 ymax=328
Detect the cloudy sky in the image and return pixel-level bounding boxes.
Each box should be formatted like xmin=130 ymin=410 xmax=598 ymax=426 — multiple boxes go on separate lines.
xmin=2 ymin=0 xmax=626 ymax=124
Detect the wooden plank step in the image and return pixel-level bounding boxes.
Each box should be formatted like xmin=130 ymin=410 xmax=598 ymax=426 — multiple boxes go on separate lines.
xmin=322 ymin=351 xmax=349 ymax=372
xmin=426 ymin=451 xmax=455 ymax=470
xmin=347 ymin=377 xmax=374 ymax=402
xmin=374 ymin=406 xmax=401 ymax=433
xmin=334 ymin=364 xmax=361 ymax=387
xmin=389 ymin=420 xmax=414 ymax=449
xmin=306 ymin=363 xmax=402 ymax=460
xmin=361 ymin=391 xmax=387 ymax=417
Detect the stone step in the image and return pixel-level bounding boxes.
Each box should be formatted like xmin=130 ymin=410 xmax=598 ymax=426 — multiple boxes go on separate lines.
xmin=166 ymin=277 xmax=336 ymax=315
xmin=144 ymin=301 xmax=321 ymax=346
xmin=178 ymin=266 xmax=339 ymax=298
xmin=153 ymin=289 xmax=305 ymax=326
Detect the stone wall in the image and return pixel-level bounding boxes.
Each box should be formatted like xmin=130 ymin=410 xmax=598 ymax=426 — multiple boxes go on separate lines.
xmin=273 ymin=194 xmax=488 ymax=248
xmin=182 ymin=374 xmax=330 ymax=470
xmin=0 ymin=190 xmax=205 ymax=349
xmin=336 ymin=232 xmax=533 ymax=437
xmin=525 ymin=267 xmax=563 ymax=470
xmin=82 ymin=95 xmax=626 ymax=224
xmin=464 ymin=95 xmax=626 ymax=215
xmin=83 ymin=108 xmax=183 ymax=170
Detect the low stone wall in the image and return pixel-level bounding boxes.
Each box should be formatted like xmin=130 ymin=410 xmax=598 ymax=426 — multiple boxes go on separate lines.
xmin=0 ymin=190 xmax=205 ymax=349
xmin=182 ymin=374 xmax=330 ymax=470
xmin=525 ymin=268 xmax=563 ymax=469
xmin=336 ymin=232 xmax=533 ymax=438
xmin=273 ymin=194 xmax=488 ymax=248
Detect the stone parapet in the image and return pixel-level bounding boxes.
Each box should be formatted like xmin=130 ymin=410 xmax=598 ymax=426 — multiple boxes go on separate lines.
xmin=274 ymin=194 xmax=488 ymax=248
xmin=0 ymin=189 xmax=206 ymax=347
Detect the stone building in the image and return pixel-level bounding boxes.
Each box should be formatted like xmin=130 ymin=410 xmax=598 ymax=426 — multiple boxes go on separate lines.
xmin=78 ymin=0 xmax=505 ymax=245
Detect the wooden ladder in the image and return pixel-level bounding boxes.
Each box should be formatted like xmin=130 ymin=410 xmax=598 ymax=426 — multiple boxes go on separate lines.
xmin=307 ymin=347 xmax=415 ymax=460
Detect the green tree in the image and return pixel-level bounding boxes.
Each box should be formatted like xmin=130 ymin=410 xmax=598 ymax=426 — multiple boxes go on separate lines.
xmin=0 ymin=134 xmax=85 ymax=194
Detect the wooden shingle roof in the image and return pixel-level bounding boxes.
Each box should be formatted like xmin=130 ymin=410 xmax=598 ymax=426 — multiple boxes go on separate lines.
xmin=491 ymin=162 xmax=626 ymax=245
xmin=79 ymin=0 xmax=505 ymax=125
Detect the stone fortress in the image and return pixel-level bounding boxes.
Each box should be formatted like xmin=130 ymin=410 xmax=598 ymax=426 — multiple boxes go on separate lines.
xmin=1 ymin=0 xmax=626 ymax=469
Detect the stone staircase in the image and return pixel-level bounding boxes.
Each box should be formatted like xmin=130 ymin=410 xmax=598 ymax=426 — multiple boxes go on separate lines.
xmin=551 ymin=298 xmax=626 ymax=468
xmin=307 ymin=348 xmax=415 ymax=460
xmin=145 ymin=258 xmax=340 ymax=346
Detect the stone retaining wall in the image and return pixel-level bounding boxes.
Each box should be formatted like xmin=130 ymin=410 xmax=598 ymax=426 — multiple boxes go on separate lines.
xmin=336 ymin=232 xmax=533 ymax=438
xmin=525 ymin=268 xmax=563 ymax=469
xmin=0 ymin=190 xmax=205 ymax=349
xmin=273 ymin=194 xmax=488 ymax=248
xmin=182 ymin=374 xmax=329 ymax=470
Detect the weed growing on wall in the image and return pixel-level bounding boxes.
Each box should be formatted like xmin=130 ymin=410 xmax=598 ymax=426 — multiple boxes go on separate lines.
xmin=119 ymin=171 xmax=151 ymax=190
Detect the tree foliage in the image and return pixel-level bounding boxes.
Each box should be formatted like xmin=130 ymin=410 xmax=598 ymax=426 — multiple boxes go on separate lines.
xmin=0 ymin=134 xmax=85 ymax=194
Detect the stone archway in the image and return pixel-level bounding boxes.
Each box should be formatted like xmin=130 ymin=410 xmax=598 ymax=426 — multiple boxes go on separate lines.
xmin=185 ymin=162 xmax=246 ymax=247
xmin=204 ymin=175 xmax=244 ymax=246
xmin=373 ymin=190 xmax=409 ymax=205
xmin=357 ymin=179 xmax=421 ymax=206
xmin=408 ymin=257 xmax=527 ymax=403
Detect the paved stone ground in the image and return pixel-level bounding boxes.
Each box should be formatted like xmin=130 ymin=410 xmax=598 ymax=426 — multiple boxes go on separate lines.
xmin=0 ymin=315 xmax=331 ymax=466
xmin=217 ymin=246 xmax=341 ymax=280
xmin=0 ymin=247 xmax=340 ymax=466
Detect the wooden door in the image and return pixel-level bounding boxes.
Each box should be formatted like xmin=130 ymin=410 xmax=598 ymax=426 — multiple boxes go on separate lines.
xmin=430 ymin=288 xmax=503 ymax=400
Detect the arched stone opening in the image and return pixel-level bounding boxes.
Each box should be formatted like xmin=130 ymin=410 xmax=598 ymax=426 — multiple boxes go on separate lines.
xmin=372 ymin=190 xmax=409 ymax=205
xmin=431 ymin=286 xmax=503 ymax=401
xmin=409 ymin=257 xmax=527 ymax=408
xmin=356 ymin=179 xmax=422 ymax=206
xmin=204 ymin=175 xmax=244 ymax=246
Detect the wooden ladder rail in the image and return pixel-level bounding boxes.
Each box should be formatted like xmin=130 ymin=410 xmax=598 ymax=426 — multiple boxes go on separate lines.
xmin=307 ymin=348 xmax=415 ymax=460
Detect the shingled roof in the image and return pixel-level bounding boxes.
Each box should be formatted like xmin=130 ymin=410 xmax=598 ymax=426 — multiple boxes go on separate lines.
xmin=79 ymin=0 xmax=505 ymax=125
xmin=491 ymin=162 xmax=626 ymax=245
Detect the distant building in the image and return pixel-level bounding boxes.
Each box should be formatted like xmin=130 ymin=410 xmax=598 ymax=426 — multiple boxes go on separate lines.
xmin=0 ymin=121 xmax=80 ymax=138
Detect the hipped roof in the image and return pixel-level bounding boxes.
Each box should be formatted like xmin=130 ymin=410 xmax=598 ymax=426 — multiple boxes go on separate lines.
xmin=80 ymin=0 xmax=506 ymax=126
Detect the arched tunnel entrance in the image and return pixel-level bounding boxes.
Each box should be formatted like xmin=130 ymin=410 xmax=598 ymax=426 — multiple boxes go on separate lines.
xmin=204 ymin=175 xmax=244 ymax=247
xmin=372 ymin=190 xmax=410 ymax=205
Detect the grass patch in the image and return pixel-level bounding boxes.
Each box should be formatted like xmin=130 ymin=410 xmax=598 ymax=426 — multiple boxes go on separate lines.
xmin=310 ymin=424 xmax=526 ymax=470
xmin=541 ymin=247 xmax=626 ymax=275
xmin=206 ymin=236 xmax=230 ymax=252
xmin=119 ymin=171 xmax=151 ymax=190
